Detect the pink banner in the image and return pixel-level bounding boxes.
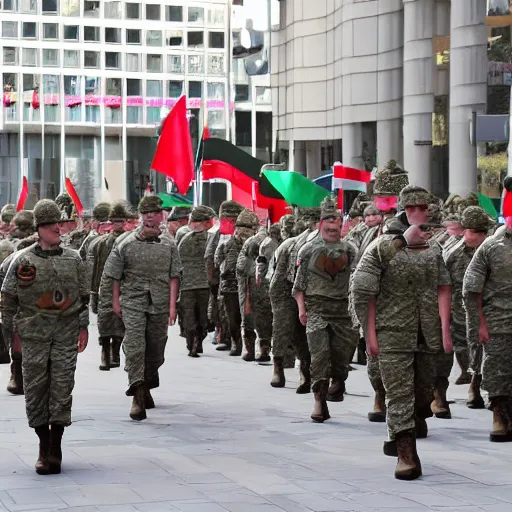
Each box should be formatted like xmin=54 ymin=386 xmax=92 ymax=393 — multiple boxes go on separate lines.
xmin=43 ymin=93 xmax=60 ymax=105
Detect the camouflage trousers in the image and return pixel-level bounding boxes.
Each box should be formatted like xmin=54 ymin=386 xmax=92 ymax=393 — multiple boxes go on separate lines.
xmin=482 ymin=335 xmax=512 ymax=399
xmin=98 ymin=276 xmax=125 ymax=339
xmin=180 ymin=288 xmax=210 ymax=345
xmin=307 ymin=319 xmax=357 ymax=391
xmin=245 ymin=278 xmax=272 ymax=349
xmin=21 ymin=317 xmax=79 ymax=428
xmin=380 ymin=351 xmax=436 ymax=439
xmin=468 ymin=339 xmax=483 ymax=376
xmin=208 ymin=291 xmax=230 ymax=345
xmin=452 ymin=322 xmax=471 ymax=372
xmin=222 ymin=292 xmax=244 ymax=349
xmin=367 ymin=355 xmax=383 ymax=392
xmin=122 ymin=308 xmax=168 ymax=395
xmin=436 ymin=351 xmax=454 ymax=379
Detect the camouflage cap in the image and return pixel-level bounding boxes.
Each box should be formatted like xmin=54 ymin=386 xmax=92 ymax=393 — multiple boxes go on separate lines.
xmin=320 ymin=195 xmax=341 ymax=220
xmin=460 ymin=206 xmax=494 ymax=231
xmin=428 ymin=200 xmax=443 ymax=225
xmin=13 ymin=210 xmax=34 ymax=231
xmin=399 ymin=185 xmax=430 ymax=208
xmin=138 ymin=195 xmax=163 ymax=214
xmin=33 ymin=199 xmax=62 ymax=227
xmin=1 ymin=203 xmax=16 ymax=224
xmin=235 ymin=209 xmax=259 ymax=228
xmin=118 ymin=200 xmax=138 ymax=219
xmin=219 ymin=200 xmax=244 ymax=220
xmin=92 ymin=202 xmax=111 ymax=223
xmin=109 ymin=201 xmax=130 ymax=221
xmin=55 ymin=193 xmax=73 ymax=210
xmin=190 ymin=205 xmax=216 ymax=222
xmin=297 ymin=207 xmax=321 ymax=223
xmin=279 ymin=214 xmax=295 ymax=232
xmin=269 ymin=223 xmax=281 ymax=239
xmin=373 ymin=160 xmax=409 ymax=196
xmin=458 ymin=192 xmax=479 ymax=213
xmin=348 ymin=193 xmax=372 ymax=218
xmin=363 ymin=204 xmax=381 ymax=217
xmin=168 ymin=206 xmax=192 ymax=221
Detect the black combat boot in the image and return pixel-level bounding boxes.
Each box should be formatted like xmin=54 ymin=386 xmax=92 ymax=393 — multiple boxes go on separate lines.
xmin=467 ymin=373 xmax=485 ymax=409
xmin=0 ymin=333 xmax=10 ymax=364
xmin=368 ymin=384 xmax=386 ymax=422
xmin=311 ymin=381 xmax=330 ymax=423
xmin=34 ymin=425 xmax=50 ymax=475
xmin=145 ymin=386 xmax=155 ymax=409
xmin=326 ymin=379 xmax=345 ymax=402
xmin=242 ymin=333 xmax=256 ymax=362
xmin=431 ymin=377 xmax=451 ymax=419
xmin=99 ymin=338 xmax=111 ymax=371
xmin=48 ymin=424 xmax=64 ymax=474
xmin=110 ymin=338 xmax=122 ymax=368
xmin=7 ymin=354 xmax=23 ymax=395
xmin=296 ymin=356 xmax=311 ymax=394
xmin=256 ymin=343 xmax=271 ymax=363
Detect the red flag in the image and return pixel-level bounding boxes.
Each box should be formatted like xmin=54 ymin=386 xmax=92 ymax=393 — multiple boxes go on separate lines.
xmin=203 ymin=126 xmax=210 ymax=140
xmin=31 ymin=90 xmax=40 ymax=109
xmin=337 ymin=189 xmax=343 ymax=211
xmin=151 ymin=96 xmax=194 ymax=195
xmin=65 ymin=177 xmax=83 ymax=217
xmin=16 ymin=176 xmax=29 ymax=211
xmin=333 ymin=164 xmax=371 ymax=183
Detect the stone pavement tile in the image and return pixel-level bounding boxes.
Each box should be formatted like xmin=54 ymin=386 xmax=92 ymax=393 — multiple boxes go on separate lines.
xmin=171 ymin=502 xmax=230 ymax=512
xmin=129 ymin=481 xmax=205 ymax=502
xmin=280 ymin=492 xmax=365 ymax=511
xmin=3 ymin=488 xmax=67 ymax=510
xmin=189 ymin=483 xmax=241 ymax=494
xmin=481 ymin=504 xmax=512 ymax=512
xmin=221 ymin=504 xmax=286 ymax=512
xmin=344 ymin=492 xmax=429 ymax=509
xmin=171 ymin=473 xmax=233 ymax=485
xmin=293 ymin=479 xmax=357 ymax=493
xmin=54 ymin=484 xmax=144 ymax=507
xmin=134 ymin=502 xmax=181 ymax=511
xmin=266 ymin=495 xmax=314 ymax=512
xmin=399 ymin=492 xmax=471 ymax=508
xmin=428 ymin=484 xmax=503 ymax=506
xmin=96 ymin=506 xmax=139 ymax=512
xmin=65 ymin=469 xmax=177 ymax=486
xmin=205 ymin=490 xmax=271 ymax=505
xmin=431 ymin=508 xmax=486 ymax=512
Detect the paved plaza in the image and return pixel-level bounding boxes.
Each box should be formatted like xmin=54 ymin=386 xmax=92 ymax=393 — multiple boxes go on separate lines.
xmin=1 ymin=322 xmax=512 ymax=512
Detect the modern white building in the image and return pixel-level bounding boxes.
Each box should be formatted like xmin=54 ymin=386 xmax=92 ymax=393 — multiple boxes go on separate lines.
xmin=271 ymin=0 xmax=489 ymax=197
xmin=0 ymin=0 xmax=273 ymax=209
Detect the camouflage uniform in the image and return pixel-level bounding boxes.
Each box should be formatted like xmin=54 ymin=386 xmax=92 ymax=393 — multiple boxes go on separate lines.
xmin=78 ymin=202 xmax=111 ymax=261
xmin=1 ymin=199 xmax=89 ymax=475
xmin=167 ymin=206 xmax=191 ymax=238
xmin=103 ymin=196 xmax=182 ymax=410
xmin=0 ymin=204 xmax=16 ymax=239
xmin=178 ymin=205 xmax=215 ymax=357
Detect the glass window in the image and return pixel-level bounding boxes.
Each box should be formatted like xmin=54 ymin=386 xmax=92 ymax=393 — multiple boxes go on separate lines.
xmin=22 ymin=48 xmax=38 ymax=66
xmin=61 ymin=0 xmax=79 ymax=16
xmin=43 ymin=74 xmax=59 ymax=94
xmin=84 ymin=0 xmax=100 ymax=17
xmin=188 ymin=81 xmax=202 ymax=98
xmin=84 ymin=50 xmax=99 ymax=68
xmin=43 ymin=23 xmax=58 ymax=39
xmin=42 ymin=0 xmax=57 ymax=13
xmin=85 ymin=76 xmax=99 ymax=95
xmin=146 ymin=3 xmax=160 ymax=20
xmin=188 ymin=6 xmax=204 ymax=23
xmin=188 ymin=31 xmax=204 ymax=48
xmin=106 ymin=77 xmax=121 ymax=95
xmin=2 ymin=0 xmax=17 ymax=11
xmin=105 ymin=27 xmax=121 ymax=43
xmin=84 ymin=26 xmax=100 ymax=42
xmin=207 ymin=82 xmax=224 ymax=100
xmin=20 ymin=0 xmax=37 ymax=13
xmin=86 ymin=105 xmax=100 ymax=122
xmin=208 ymin=54 xmax=225 ymax=75
xmin=188 ymin=55 xmax=204 ymax=74
xmin=43 ymin=49 xmax=59 ymax=67
xmin=126 ymin=53 xmax=141 ymax=72
xmin=126 ymin=29 xmax=140 ymax=44
xmin=166 ymin=5 xmax=182 ymax=22
xmin=208 ymin=6 xmax=224 ymax=25
xmin=125 ymin=2 xmax=140 ymax=19
xmin=2 ymin=21 xmax=18 ymax=38
xmin=168 ymin=80 xmax=182 ymax=98
xmin=208 ymin=109 xmax=225 ymax=128
xmin=3 ymin=47 xmax=17 ymax=65
xmin=105 ymin=52 xmax=120 ymax=69
xmin=147 ymin=54 xmax=162 ymax=73
xmin=64 ymin=75 xmax=80 ymax=95
xmin=235 ymin=84 xmax=250 ymax=102
xmin=166 ymin=30 xmax=183 ymax=46
xmin=127 ymin=78 xmax=141 ymax=96
xmin=64 ymin=25 xmax=78 ymax=40
xmin=146 ymin=80 xmax=162 ymax=97
xmin=255 ymin=86 xmax=271 ymax=104
xmin=127 ymin=107 xmax=141 ymax=124
xmin=105 ymin=0 xmax=121 ymax=18
xmin=167 ymin=54 xmax=184 ymax=73
xmin=66 ymin=104 xmax=82 ymax=122
xmin=209 ymin=31 xmax=225 ymax=49
xmin=64 ymin=49 xmax=79 ymax=67
xmin=147 ymin=107 xmax=160 ymax=124
xmin=146 ymin=30 xmax=162 ymax=46
xmin=22 ymin=22 xmax=37 ymax=38
xmin=23 ymin=73 xmax=38 ymax=91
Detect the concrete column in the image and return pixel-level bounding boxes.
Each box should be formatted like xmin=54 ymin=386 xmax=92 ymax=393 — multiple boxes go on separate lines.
xmin=342 ymin=123 xmax=364 ymax=169
xmin=402 ymin=0 xmax=435 ymax=190
xmin=294 ymin=140 xmax=306 ymax=175
xmin=306 ymin=141 xmax=322 ymax=179
xmin=448 ymin=0 xmax=487 ymax=195
xmin=377 ymin=119 xmax=402 ymax=168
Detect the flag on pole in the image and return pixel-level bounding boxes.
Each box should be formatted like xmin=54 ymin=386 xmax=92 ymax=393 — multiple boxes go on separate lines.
xmin=65 ymin=177 xmax=83 ymax=217
xmin=31 ymin=90 xmax=40 ymax=110
xmin=332 ymin=164 xmax=372 ymax=191
xmin=16 ymin=176 xmax=29 ymax=211
xmin=151 ymin=95 xmax=194 ymax=195
xmin=194 ymin=126 xmax=210 ymax=205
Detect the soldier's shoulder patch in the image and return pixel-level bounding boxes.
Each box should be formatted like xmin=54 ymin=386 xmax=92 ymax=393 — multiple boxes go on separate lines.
xmin=16 ymin=262 xmax=36 ymax=287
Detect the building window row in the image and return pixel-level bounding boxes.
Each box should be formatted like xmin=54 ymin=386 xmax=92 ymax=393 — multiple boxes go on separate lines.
xmin=0 ymin=1 xmax=224 ymax=25
xmin=1 ymin=21 xmax=226 ymax=49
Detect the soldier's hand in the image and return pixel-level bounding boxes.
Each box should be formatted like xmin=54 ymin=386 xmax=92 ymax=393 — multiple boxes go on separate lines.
xmin=479 ymin=321 xmax=490 ymax=345
xmin=78 ymin=328 xmax=88 ymax=353
xmin=442 ymin=328 xmax=453 ymax=354
xmin=169 ymin=305 xmax=177 ymax=326
xmin=299 ymin=310 xmax=307 ymax=326
xmin=403 ymin=225 xmax=431 ymax=246
xmin=366 ymin=330 xmax=379 ymax=357
xmin=113 ymin=302 xmax=122 ymax=319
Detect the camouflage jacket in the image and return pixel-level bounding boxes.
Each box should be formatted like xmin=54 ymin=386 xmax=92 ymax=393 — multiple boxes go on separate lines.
xmin=1 ymin=244 xmax=89 ymax=345
xmin=237 ymin=230 xmax=267 ymax=281
xmin=103 ymin=230 xmax=183 ymax=314
xmin=175 ymin=225 xmax=192 ymax=245
xmin=79 ymin=230 xmax=99 ymax=261
xmin=269 ymin=236 xmax=297 ymax=305
xmin=351 ymin=236 xmax=451 ymax=353
xmin=89 ymin=231 xmax=124 ymax=296
xmin=344 ymin=222 xmax=369 ymax=251
xmin=215 ymin=235 xmax=243 ymax=294
xmin=257 ymin=235 xmax=280 ymax=284
xmin=67 ymin=229 xmax=88 ymax=251
xmin=178 ymin=229 xmax=209 ymax=290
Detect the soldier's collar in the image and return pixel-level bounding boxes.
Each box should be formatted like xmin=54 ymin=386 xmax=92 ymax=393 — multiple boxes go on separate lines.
xmin=34 ymin=244 xmax=63 ymax=258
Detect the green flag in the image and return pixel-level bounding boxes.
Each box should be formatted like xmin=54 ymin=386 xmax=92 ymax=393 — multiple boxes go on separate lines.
xmin=478 ymin=193 xmax=498 ymax=219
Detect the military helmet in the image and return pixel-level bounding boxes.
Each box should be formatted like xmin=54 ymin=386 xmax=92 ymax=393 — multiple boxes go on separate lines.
xmin=1 ymin=204 xmax=16 ymax=224
xmin=168 ymin=206 xmax=192 ymax=221
xmin=399 ymin=185 xmax=431 ymax=208
xmin=138 ymin=195 xmax=163 ymax=214
xmin=33 ymin=199 xmax=62 ymax=227
xmin=92 ymin=202 xmax=111 ymax=223
xmin=219 ymin=200 xmax=244 ymax=220
xmin=373 ymin=160 xmax=409 ymax=196
xmin=13 ymin=210 xmax=34 ymax=231
xmin=460 ymin=206 xmax=494 ymax=232
xmin=235 ymin=209 xmax=259 ymax=228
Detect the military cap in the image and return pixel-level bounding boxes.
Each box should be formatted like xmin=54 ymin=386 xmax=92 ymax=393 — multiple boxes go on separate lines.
xmin=55 ymin=193 xmax=73 ymax=210
xmin=320 ymin=196 xmax=341 ymax=220
xmin=1 ymin=204 xmax=16 ymax=224
xmin=269 ymin=223 xmax=281 ymax=239
xmin=460 ymin=206 xmax=494 ymax=232
xmin=373 ymin=160 xmax=409 ymax=196
xmin=13 ymin=210 xmax=34 ymax=231
xmin=458 ymin=192 xmax=479 ymax=213
xmin=219 ymin=200 xmax=244 ymax=220
xmin=235 ymin=209 xmax=259 ymax=228
xmin=168 ymin=206 xmax=192 ymax=221
xmin=348 ymin=193 xmax=372 ymax=219
xmin=190 ymin=205 xmax=216 ymax=222
xmin=33 ymin=199 xmax=62 ymax=227
xmin=298 ymin=207 xmax=321 ymax=223
xmin=118 ymin=200 xmax=138 ymax=219
xmin=138 ymin=195 xmax=163 ymax=214
xmin=92 ymin=202 xmax=111 ymax=223
xmin=363 ymin=204 xmax=381 ymax=217
xmin=280 ymin=214 xmax=294 ymax=230
xmin=399 ymin=185 xmax=430 ymax=208
xmin=109 ymin=201 xmax=129 ymax=221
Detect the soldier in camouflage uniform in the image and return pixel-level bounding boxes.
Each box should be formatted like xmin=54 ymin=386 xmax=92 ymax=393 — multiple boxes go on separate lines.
xmin=463 ymin=204 xmax=512 ymax=442
xmin=293 ymin=197 xmax=358 ymax=422
xmin=178 ymin=205 xmax=215 ymax=357
xmin=103 ymin=195 xmax=182 ymax=421
xmin=215 ymin=209 xmax=259 ymax=357
xmin=167 ymin=206 xmax=191 ymax=238
xmin=1 ymin=199 xmax=89 ymax=475
xmin=0 ymin=203 xmax=16 ymax=238
xmin=344 ymin=194 xmax=372 ymax=250
xmin=89 ymin=202 xmax=129 ymax=371
xmin=351 ymin=185 xmax=453 ymax=481
xmin=78 ymin=202 xmax=111 ymax=261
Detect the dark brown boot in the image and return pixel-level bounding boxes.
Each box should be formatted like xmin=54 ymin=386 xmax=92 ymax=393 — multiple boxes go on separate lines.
xmin=455 ymin=351 xmax=471 ymax=385
xmin=196 ymin=337 xmax=203 ymax=354
xmin=110 ymin=338 xmax=122 ymax=368
xmin=229 ymin=335 xmax=242 ymax=356
xmin=368 ymin=386 xmax=386 ymax=422
xmin=188 ymin=335 xmax=200 ymax=358
xmin=242 ymin=334 xmax=255 ymax=362
xmin=270 ymin=357 xmax=285 ymax=388
xmin=7 ymin=356 xmax=23 ymax=395
xmin=0 ymin=334 xmax=10 ymax=364
xmin=383 ymin=439 xmax=397 ymax=457
xmin=395 ymin=431 xmax=422 ymax=480
xmin=311 ymin=381 xmax=329 ymax=423
xmin=145 ymin=387 xmax=155 ymax=409
xmin=431 ymin=377 xmax=451 ymax=419
xmin=326 ymin=379 xmax=345 ymax=402
xmin=99 ymin=338 xmax=111 ymax=371
xmin=48 ymin=424 xmax=64 ymax=475
xmin=489 ymin=397 xmax=512 ymax=442
xmin=129 ymin=384 xmax=147 ymax=421
xmin=34 ymin=425 xmax=50 ymax=475
xmin=283 ymin=346 xmax=296 ymax=369
xmin=415 ymin=417 xmax=428 ymax=439
xmin=296 ymin=357 xmax=311 ymax=394
xmin=356 ymin=338 xmax=367 ymax=366
xmin=467 ymin=374 xmax=485 ymax=409
xmin=256 ymin=344 xmax=271 ymax=363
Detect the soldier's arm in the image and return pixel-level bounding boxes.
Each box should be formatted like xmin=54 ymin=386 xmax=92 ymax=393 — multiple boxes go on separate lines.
xmin=77 ymin=256 xmax=90 ymax=330
xmin=168 ymin=240 xmax=183 ymax=323
xmin=214 ymin=241 xmax=225 ymax=269
xmin=0 ymin=259 xmax=19 ymax=350
xmin=236 ymin=242 xmax=249 ymax=278
xmin=437 ymin=248 xmax=453 ymax=340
